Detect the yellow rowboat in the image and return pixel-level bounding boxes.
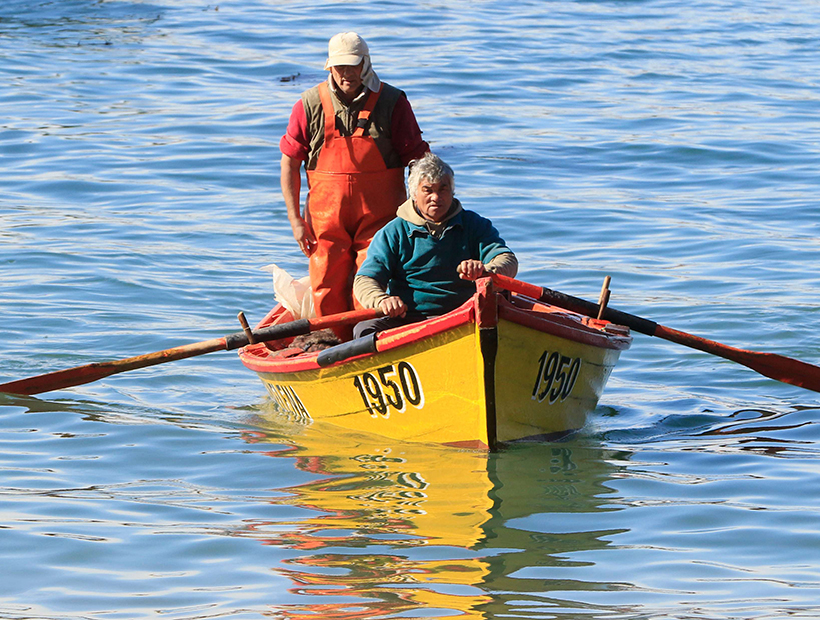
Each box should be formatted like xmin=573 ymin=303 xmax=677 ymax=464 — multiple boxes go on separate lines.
xmin=238 ymin=278 xmax=632 ymax=450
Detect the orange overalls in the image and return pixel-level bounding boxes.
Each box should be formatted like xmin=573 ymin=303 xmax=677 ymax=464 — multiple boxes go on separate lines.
xmin=306 ymin=81 xmax=407 ymax=318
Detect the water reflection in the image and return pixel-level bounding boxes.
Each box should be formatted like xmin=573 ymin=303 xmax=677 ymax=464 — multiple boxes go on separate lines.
xmin=697 ymin=407 xmax=820 ymax=458
xmin=242 ymin=416 xmax=628 ymax=619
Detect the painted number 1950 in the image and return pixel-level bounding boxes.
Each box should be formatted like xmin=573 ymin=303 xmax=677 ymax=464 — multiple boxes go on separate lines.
xmin=353 ymin=361 xmax=425 ymax=418
xmin=532 ymin=350 xmax=582 ymax=404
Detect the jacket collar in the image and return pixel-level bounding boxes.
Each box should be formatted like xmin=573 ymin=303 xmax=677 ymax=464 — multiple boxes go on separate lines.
xmin=397 ymin=197 xmax=463 ymax=228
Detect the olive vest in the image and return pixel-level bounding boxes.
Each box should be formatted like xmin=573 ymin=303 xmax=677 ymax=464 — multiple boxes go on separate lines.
xmin=301 ymin=81 xmax=405 ymax=171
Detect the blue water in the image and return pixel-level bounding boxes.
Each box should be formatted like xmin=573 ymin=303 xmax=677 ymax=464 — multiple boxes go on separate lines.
xmin=2 ymin=0 xmax=820 ymax=617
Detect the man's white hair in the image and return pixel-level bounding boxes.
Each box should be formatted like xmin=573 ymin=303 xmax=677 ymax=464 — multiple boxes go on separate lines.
xmin=408 ymin=152 xmax=455 ymax=197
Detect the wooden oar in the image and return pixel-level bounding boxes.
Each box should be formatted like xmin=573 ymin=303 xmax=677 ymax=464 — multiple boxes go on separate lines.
xmin=0 ymin=308 xmax=380 ymax=396
xmin=491 ymin=273 xmax=820 ymax=394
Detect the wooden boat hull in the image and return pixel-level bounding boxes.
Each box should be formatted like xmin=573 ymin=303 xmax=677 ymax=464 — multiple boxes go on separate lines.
xmin=239 ymin=279 xmax=631 ymax=449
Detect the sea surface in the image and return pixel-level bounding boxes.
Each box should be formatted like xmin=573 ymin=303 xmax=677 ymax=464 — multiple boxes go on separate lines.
xmin=2 ymin=0 xmax=820 ymax=618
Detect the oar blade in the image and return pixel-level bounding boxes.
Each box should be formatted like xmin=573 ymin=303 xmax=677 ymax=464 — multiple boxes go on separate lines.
xmin=653 ymin=324 xmax=820 ymax=394
xmin=0 ymin=307 xmax=382 ymax=397
xmin=1 ymin=362 xmax=143 ymax=396
xmin=750 ymin=352 xmax=820 ymax=393
xmin=0 ymin=337 xmax=230 ymax=396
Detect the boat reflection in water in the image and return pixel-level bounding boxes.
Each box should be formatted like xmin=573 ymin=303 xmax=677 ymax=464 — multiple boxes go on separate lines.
xmin=241 ymin=413 xmax=625 ymax=619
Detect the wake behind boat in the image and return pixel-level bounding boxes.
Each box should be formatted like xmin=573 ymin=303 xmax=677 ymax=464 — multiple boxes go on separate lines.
xmin=239 ymin=277 xmax=632 ymax=450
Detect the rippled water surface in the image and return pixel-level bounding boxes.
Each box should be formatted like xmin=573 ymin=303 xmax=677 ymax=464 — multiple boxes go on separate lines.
xmin=2 ymin=1 xmax=820 ymax=618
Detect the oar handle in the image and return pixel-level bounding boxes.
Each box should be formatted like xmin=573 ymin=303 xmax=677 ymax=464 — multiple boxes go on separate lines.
xmin=225 ymin=307 xmax=381 ymax=350
xmin=491 ymin=273 xmax=658 ymax=336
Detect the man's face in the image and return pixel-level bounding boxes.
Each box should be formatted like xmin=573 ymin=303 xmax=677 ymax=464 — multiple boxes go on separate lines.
xmin=414 ymin=177 xmax=454 ymax=223
xmin=330 ymin=61 xmax=364 ymax=97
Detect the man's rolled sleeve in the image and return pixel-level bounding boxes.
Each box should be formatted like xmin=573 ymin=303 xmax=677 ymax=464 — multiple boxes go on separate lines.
xmin=279 ymin=99 xmax=310 ymax=162
xmin=353 ymin=275 xmax=391 ymax=309
xmin=485 ymin=252 xmax=518 ymax=278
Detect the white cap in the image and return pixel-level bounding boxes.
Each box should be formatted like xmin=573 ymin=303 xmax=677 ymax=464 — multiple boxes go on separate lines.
xmin=324 ymin=32 xmax=369 ymax=69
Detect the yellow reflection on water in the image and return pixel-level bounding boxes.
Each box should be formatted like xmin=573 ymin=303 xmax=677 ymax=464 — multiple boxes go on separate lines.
xmin=241 ymin=414 xmax=623 ymax=620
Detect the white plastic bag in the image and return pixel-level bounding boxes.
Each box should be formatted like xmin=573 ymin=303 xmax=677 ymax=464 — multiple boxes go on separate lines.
xmin=261 ymin=263 xmax=315 ymax=319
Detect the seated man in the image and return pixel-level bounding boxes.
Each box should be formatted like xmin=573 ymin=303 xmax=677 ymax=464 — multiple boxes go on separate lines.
xmin=353 ymin=152 xmax=518 ymax=338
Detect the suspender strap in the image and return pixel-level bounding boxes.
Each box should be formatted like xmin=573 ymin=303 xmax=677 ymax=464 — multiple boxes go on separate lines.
xmin=353 ymin=84 xmax=383 ymax=137
xmin=317 ymin=81 xmax=384 ymax=141
xmin=318 ymin=81 xmax=337 ymax=145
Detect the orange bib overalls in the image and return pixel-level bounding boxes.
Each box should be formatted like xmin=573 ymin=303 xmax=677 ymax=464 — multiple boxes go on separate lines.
xmin=306 ymin=82 xmax=407 ymax=318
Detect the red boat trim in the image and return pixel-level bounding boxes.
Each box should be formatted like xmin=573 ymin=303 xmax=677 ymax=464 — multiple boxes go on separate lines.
xmin=239 ymin=300 xmax=476 ymax=374
xmin=375 ymin=303 xmax=473 ymax=355
xmin=238 ymin=285 xmax=631 ymax=376
xmin=475 ymin=278 xmax=498 ymax=328
xmin=498 ymin=296 xmax=632 ymax=351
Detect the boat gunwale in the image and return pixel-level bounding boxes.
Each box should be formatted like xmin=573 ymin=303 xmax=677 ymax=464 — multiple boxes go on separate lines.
xmin=238 ymin=302 xmax=475 ymax=374
xmin=239 ymin=289 xmax=631 ymax=375
xmin=499 ymin=295 xmax=632 ymax=351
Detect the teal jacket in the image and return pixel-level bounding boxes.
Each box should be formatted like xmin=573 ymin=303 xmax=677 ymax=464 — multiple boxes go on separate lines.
xmin=357 ymin=198 xmax=514 ymax=315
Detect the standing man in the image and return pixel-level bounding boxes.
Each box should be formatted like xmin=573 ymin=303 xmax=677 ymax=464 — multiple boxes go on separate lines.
xmin=280 ymin=32 xmax=429 ymax=319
